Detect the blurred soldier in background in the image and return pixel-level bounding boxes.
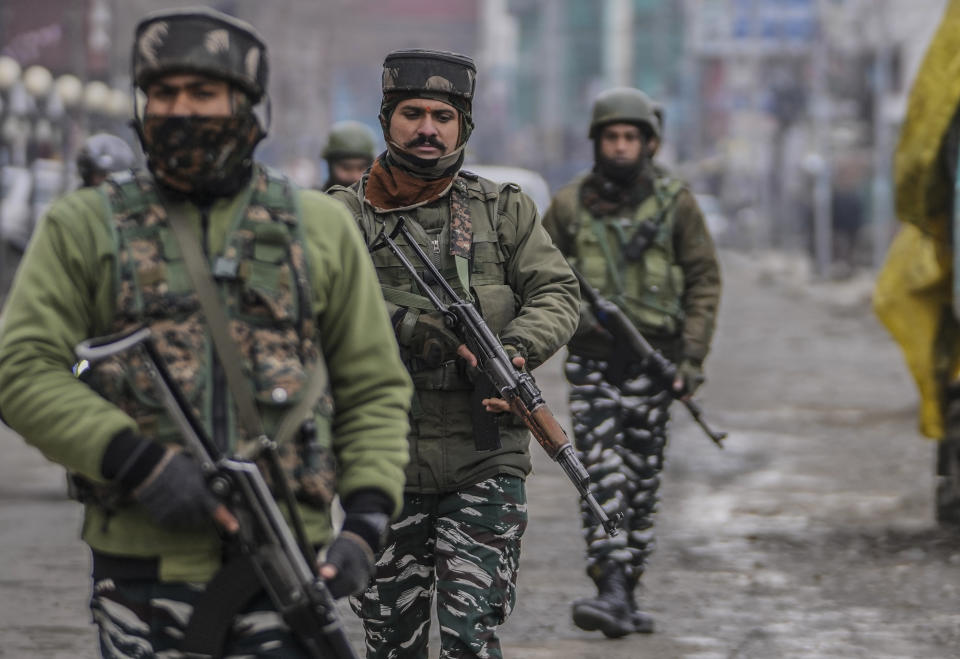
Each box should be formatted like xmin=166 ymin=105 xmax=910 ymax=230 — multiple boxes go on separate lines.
xmin=321 ymin=119 xmax=376 ymax=191
xmin=0 ymin=8 xmax=411 ymax=656
xmin=543 ymin=87 xmax=721 ymax=638
xmin=330 ymin=48 xmax=579 ymax=658
xmin=76 ymin=133 xmax=136 ymax=188
xmin=875 ymin=1 xmax=960 ymax=527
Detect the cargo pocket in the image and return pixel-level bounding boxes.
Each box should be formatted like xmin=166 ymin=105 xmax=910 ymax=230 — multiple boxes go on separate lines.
xmin=472 ymin=284 xmax=517 ymax=336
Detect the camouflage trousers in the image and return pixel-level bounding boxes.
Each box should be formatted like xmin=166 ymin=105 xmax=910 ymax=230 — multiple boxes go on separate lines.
xmin=89 ymin=577 xmax=308 ymax=658
xmin=351 ymin=475 xmax=527 ymax=659
xmin=564 ymin=354 xmax=671 ymax=583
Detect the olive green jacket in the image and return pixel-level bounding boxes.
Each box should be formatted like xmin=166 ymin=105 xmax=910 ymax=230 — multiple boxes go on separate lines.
xmin=543 ymin=171 xmax=721 ymax=364
xmin=0 ymin=170 xmax=412 ymax=582
xmin=330 ymin=172 xmax=579 ymax=493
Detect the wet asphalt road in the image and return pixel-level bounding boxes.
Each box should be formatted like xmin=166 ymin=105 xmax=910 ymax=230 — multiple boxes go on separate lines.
xmin=2 ymin=250 xmax=959 ymax=658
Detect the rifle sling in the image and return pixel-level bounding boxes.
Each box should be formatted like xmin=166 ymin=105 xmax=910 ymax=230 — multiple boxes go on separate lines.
xmin=180 ymin=555 xmax=263 ymax=658
xmin=167 ymin=205 xmax=266 ymax=441
xmin=166 ymin=205 xmax=329 ymax=450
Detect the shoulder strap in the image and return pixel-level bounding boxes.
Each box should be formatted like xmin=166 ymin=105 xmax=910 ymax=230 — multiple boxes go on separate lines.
xmin=449 ymin=178 xmax=473 ymax=302
xmin=166 ymin=204 xmax=267 ymax=441
xmin=166 ymin=199 xmax=329 ymax=451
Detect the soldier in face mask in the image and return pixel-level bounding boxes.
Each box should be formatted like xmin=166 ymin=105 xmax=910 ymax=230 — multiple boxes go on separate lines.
xmin=0 ymin=8 xmax=412 ymax=657
xmin=330 ymin=49 xmax=579 ymax=658
xmin=542 ymin=88 xmax=721 ymax=638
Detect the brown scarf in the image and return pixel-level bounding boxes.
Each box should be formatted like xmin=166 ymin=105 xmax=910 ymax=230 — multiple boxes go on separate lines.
xmin=364 ymin=158 xmax=456 ymax=211
xmin=580 ymin=162 xmax=655 ymax=217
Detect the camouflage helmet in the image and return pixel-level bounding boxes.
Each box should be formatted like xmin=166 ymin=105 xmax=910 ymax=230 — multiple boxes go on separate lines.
xmin=132 ymin=7 xmax=268 ymax=102
xmin=322 ymin=120 xmax=376 ymax=161
xmin=381 ymin=49 xmax=476 ymax=115
xmin=589 ymin=87 xmax=660 ymax=140
xmin=77 ymin=133 xmax=136 ymax=184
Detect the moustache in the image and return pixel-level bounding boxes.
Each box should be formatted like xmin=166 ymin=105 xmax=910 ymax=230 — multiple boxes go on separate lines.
xmin=404 ymin=135 xmax=447 ymax=150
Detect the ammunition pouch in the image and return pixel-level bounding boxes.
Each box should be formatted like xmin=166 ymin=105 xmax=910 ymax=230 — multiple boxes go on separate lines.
xmin=623 ymin=220 xmax=659 ymax=262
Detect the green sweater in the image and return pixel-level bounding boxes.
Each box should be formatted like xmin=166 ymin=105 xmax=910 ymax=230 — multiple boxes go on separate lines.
xmin=543 ymin=173 xmax=721 ymax=364
xmin=0 ymin=172 xmax=412 ymax=582
xmin=331 ymin=173 xmax=580 ymax=493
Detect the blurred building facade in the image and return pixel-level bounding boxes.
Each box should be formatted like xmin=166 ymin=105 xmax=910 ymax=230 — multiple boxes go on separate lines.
xmin=0 ymin=0 xmax=952 ymax=277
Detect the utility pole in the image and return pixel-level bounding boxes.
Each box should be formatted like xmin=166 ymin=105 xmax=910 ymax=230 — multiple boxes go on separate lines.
xmin=871 ymin=0 xmax=892 ymax=269
xmin=541 ymin=0 xmax=563 ymax=171
xmin=604 ymin=0 xmax=633 ymax=87
xmin=811 ymin=1 xmax=833 ymax=277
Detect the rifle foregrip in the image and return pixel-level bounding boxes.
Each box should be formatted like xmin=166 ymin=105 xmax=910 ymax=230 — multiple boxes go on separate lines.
xmin=526 ymin=404 xmax=569 ymax=459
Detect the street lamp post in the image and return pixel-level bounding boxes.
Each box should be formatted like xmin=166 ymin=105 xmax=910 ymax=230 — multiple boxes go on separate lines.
xmin=83 ymin=81 xmax=112 ymax=133
xmin=55 ymin=74 xmax=84 ymax=192
xmin=0 ymin=56 xmax=22 ymax=298
xmin=22 ymin=65 xmax=54 ymax=164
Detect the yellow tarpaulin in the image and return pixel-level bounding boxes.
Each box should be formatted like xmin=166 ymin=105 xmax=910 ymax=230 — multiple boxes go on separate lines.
xmin=877 ymin=0 xmax=960 ymax=438
xmin=874 ymin=224 xmax=954 ymax=438
xmin=893 ymin=0 xmax=960 ymax=242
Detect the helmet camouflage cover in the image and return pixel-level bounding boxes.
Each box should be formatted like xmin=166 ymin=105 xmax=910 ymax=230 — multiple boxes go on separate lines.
xmin=589 ymin=87 xmax=660 ymax=140
xmin=381 ymin=49 xmax=476 ymax=116
xmin=132 ymin=7 xmax=268 ymax=101
xmin=322 ymin=120 xmax=377 ymax=161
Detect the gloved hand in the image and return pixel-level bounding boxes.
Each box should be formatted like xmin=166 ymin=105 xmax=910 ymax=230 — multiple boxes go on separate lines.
xmin=409 ymin=311 xmax=460 ymax=368
xmin=132 ymin=447 xmax=220 ymax=530
xmin=320 ymin=511 xmax=389 ymax=598
xmin=674 ymin=358 xmax=705 ymax=396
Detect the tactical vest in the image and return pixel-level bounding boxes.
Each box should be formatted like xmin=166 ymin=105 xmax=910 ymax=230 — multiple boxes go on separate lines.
xmin=356 ymin=173 xmax=518 ymax=391
xmin=87 ymin=166 xmax=335 ymax=508
xmin=573 ymin=176 xmax=686 ymax=336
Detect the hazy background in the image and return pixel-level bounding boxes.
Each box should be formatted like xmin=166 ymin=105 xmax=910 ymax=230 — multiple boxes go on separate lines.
xmin=0 ymin=0 xmax=950 ymax=281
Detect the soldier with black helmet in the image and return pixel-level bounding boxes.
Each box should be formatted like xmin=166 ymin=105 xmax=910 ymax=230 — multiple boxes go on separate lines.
xmin=76 ymin=133 xmax=136 ymax=187
xmin=321 ymin=119 xmax=377 ymax=190
xmin=542 ymin=87 xmax=721 ymax=638
xmin=329 ymin=49 xmax=579 ymax=658
xmin=0 ymin=8 xmax=411 ymax=656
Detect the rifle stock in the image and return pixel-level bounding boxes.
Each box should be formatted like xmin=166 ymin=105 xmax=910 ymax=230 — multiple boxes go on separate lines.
xmin=75 ymin=327 xmax=358 ymax=659
xmin=570 ymin=266 xmax=727 ymax=447
xmin=372 ymin=218 xmax=621 ymax=537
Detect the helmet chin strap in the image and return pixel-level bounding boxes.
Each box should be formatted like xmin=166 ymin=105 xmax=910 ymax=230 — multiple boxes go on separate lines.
xmin=385 ymin=139 xmax=466 ymax=180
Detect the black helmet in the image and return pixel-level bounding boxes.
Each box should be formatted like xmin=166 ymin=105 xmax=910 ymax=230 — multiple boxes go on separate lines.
xmin=589 ymin=87 xmax=660 ymax=140
xmin=132 ymin=7 xmax=268 ymax=102
xmin=322 ymin=121 xmax=376 ymax=161
xmin=77 ymin=133 xmax=136 ymax=185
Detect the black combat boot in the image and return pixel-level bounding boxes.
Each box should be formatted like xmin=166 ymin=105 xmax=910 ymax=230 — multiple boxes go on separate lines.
xmin=625 ymin=578 xmax=655 ymax=634
xmin=936 ymin=437 xmax=960 ymax=527
xmin=571 ymin=561 xmax=634 ymax=638
xmin=937 ymin=384 xmax=960 ymax=528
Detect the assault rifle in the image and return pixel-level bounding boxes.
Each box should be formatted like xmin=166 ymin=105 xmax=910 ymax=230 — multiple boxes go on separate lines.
xmin=75 ymin=327 xmax=357 ymax=659
xmin=371 ymin=218 xmax=620 ymax=537
xmin=570 ymin=266 xmax=727 ymax=447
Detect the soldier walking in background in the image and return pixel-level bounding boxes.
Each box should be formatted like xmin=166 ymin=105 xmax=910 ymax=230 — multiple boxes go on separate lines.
xmin=330 ymin=48 xmax=579 ymax=658
xmin=321 ymin=120 xmax=377 ymax=191
xmin=543 ymin=87 xmax=721 ymax=638
xmin=75 ymin=133 xmax=136 ymax=188
xmin=0 ymin=8 xmax=411 ymax=656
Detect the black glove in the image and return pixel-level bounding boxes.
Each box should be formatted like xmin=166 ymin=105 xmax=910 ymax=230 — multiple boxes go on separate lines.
xmin=132 ymin=448 xmax=219 ymax=530
xmin=323 ymin=511 xmax=389 ymax=598
xmin=409 ymin=311 xmax=460 ymax=368
xmin=676 ymin=358 xmax=706 ymax=395
xmin=100 ymin=430 xmax=217 ymax=530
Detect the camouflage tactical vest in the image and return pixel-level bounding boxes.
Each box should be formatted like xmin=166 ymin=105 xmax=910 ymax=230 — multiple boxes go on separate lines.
xmin=574 ymin=176 xmax=686 ymax=336
xmin=87 ymin=166 xmax=335 ymax=507
xmin=358 ymin=173 xmax=518 ymax=390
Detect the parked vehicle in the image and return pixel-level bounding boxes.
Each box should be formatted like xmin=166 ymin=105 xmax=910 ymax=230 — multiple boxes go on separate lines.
xmin=464 ymin=164 xmax=552 ymax=213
